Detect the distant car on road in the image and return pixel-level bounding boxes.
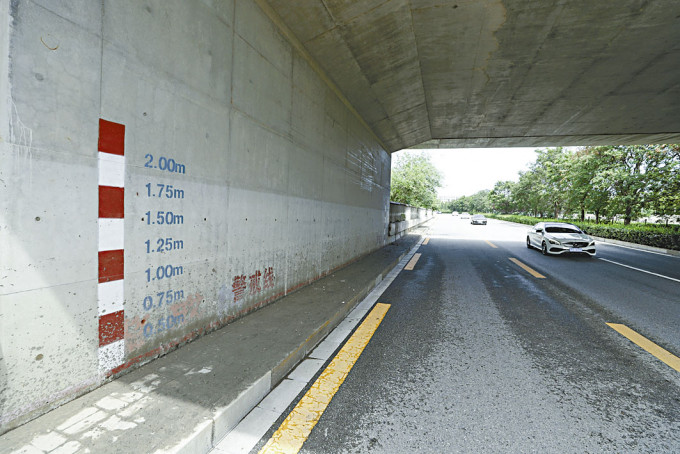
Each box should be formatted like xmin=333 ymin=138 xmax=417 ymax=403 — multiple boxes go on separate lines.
xmin=527 ymin=222 xmax=596 ymax=256
xmin=471 ymin=214 xmax=487 ymax=225
xmin=452 ymin=211 xmax=459 ymax=217
xmin=460 ymin=212 xmax=470 ymax=219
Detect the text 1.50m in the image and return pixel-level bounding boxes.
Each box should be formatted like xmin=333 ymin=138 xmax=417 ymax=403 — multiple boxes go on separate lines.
xmin=145 ymin=211 xmax=184 ymax=225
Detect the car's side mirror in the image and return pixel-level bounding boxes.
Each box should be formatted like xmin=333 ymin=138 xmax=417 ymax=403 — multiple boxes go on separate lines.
xmin=535 ymin=228 xmax=543 ymax=233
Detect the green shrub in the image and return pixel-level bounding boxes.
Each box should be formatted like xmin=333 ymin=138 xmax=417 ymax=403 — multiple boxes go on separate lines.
xmin=486 ymin=214 xmax=680 ymax=251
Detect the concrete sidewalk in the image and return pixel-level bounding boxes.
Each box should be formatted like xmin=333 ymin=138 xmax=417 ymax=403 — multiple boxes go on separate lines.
xmin=1 ymin=232 xmax=423 ymax=454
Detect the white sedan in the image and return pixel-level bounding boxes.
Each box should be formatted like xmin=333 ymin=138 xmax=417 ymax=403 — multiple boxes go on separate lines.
xmin=527 ymin=222 xmax=596 ymax=256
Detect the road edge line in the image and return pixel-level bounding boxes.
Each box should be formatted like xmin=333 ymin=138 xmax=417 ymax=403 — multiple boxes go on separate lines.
xmin=259 ymin=303 xmax=391 ymax=453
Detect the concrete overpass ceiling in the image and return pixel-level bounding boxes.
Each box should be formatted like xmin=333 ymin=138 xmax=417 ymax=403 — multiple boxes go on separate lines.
xmin=265 ymin=0 xmax=680 ymax=152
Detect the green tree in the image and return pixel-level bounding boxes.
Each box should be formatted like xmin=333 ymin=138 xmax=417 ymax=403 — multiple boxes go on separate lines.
xmin=531 ymin=148 xmax=570 ymax=219
xmin=468 ymin=190 xmax=491 ymax=213
xmin=564 ymin=147 xmax=611 ymax=222
xmin=447 ymin=190 xmax=491 ymax=213
xmin=490 ymin=144 xmax=680 ymax=224
xmin=593 ymin=145 xmax=673 ymax=224
xmin=390 ymin=152 xmax=443 ymax=209
xmin=513 ymin=169 xmax=551 ymax=217
xmin=450 ymin=196 xmax=469 ymax=213
xmin=504 ymin=148 xmax=567 ymax=218
xmin=489 ymin=180 xmax=516 ymax=214
xmin=647 ymin=144 xmax=680 ymax=223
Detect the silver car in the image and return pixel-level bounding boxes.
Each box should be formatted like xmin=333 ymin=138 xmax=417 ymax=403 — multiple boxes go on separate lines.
xmin=527 ymin=222 xmax=596 ymax=256
xmin=471 ymin=214 xmax=487 ymax=225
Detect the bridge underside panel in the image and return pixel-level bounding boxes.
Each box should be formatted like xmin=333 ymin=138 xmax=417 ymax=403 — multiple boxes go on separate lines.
xmin=267 ymin=0 xmax=680 ymax=151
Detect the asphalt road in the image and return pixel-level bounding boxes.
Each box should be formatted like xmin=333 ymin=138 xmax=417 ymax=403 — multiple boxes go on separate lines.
xmin=257 ymin=215 xmax=680 ymax=453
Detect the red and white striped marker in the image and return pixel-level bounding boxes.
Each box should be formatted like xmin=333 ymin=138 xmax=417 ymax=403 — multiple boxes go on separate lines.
xmin=97 ymin=119 xmax=125 ymax=377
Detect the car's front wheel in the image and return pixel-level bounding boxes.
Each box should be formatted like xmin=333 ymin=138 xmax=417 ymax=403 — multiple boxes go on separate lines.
xmin=526 ymin=237 xmax=532 ymax=249
xmin=541 ymin=241 xmax=548 ymax=255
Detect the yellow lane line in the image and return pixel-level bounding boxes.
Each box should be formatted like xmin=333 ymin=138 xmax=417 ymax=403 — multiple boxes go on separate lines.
xmin=485 ymin=240 xmax=498 ymax=248
xmin=259 ymin=303 xmax=391 ymax=454
xmin=423 ymin=237 xmax=430 ymax=245
xmin=404 ymin=253 xmax=422 ymax=270
xmin=508 ymin=257 xmax=546 ymax=279
xmin=606 ymin=323 xmax=680 ymax=372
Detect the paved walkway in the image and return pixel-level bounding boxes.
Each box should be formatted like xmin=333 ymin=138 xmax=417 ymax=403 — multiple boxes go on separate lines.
xmin=1 ymin=232 xmax=423 ymax=454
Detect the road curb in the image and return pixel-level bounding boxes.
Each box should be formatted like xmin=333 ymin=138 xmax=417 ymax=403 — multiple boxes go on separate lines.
xmin=268 ymin=239 xmax=419 ymax=386
xmin=590 ymin=236 xmax=680 ymax=257
xmin=180 ymin=237 xmax=421 ymax=453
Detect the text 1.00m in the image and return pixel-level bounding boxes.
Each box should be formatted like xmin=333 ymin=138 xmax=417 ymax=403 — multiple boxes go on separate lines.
xmin=145 ymin=264 xmax=184 ymax=282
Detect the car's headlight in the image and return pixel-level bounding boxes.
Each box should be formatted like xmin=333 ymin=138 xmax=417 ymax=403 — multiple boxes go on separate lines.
xmin=548 ymin=238 xmax=560 ymax=245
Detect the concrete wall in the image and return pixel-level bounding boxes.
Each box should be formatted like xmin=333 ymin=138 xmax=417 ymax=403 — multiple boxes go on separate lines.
xmin=0 ymin=0 xmax=390 ymax=433
xmin=388 ymin=202 xmax=434 ymax=241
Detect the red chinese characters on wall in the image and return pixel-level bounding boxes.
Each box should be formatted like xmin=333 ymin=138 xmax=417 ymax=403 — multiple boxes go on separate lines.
xmin=263 ymin=267 xmax=274 ymax=290
xmin=232 ymin=275 xmax=247 ymax=302
xmin=249 ymin=270 xmax=262 ymax=295
xmin=232 ymin=267 xmax=275 ymax=302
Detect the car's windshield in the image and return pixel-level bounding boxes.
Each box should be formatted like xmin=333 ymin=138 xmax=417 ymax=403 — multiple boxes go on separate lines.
xmin=545 ymin=226 xmax=581 ymax=234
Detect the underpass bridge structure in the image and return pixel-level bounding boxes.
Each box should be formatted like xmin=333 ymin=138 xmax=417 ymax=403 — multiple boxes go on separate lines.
xmin=0 ymin=0 xmax=678 ymax=433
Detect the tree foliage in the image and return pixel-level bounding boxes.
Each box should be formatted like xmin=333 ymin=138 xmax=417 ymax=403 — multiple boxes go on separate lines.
xmin=486 ymin=144 xmax=680 ymax=224
xmin=445 ymin=190 xmax=491 ymax=213
xmin=489 ymin=181 xmax=516 ymax=214
xmin=390 ymin=152 xmax=443 ymax=209
xmin=391 ymin=145 xmax=680 ymax=223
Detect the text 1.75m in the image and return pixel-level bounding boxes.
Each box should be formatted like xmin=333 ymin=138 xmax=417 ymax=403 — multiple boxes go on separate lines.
xmin=146 ymin=183 xmax=185 ymax=199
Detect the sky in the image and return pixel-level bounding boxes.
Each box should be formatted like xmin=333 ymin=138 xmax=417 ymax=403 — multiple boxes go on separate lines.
xmin=392 ymin=147 xmax=541 ymax=200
